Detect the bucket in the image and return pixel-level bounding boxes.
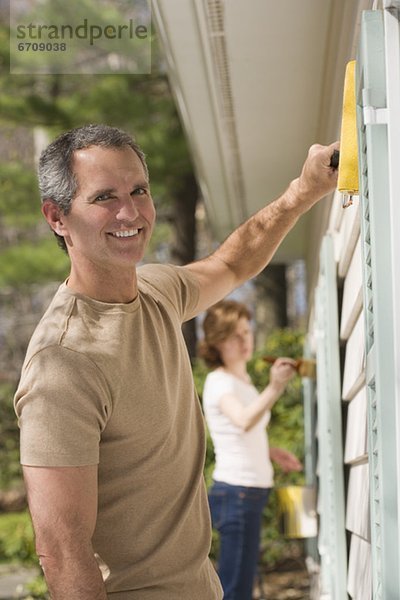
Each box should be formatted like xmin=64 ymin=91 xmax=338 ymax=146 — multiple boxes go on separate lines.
xmin=275 ymin=485 xmax=317 ymax=539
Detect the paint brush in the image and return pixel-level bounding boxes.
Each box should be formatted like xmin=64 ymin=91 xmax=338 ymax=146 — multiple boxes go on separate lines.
xmin=262 ymin=356 xmax=316 ymax=379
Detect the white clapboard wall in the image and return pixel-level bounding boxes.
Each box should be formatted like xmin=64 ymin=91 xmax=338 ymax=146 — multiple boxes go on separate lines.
xmin=305 ymin=5 xmax=400 ymax=599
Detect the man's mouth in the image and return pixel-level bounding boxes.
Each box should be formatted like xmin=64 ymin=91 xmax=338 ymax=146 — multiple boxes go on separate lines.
xmin=109 ymin=229 xmax=140 ymax=238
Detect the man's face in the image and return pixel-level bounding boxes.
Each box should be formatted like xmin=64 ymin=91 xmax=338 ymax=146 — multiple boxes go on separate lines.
xmin=58 ymin=145 xmax=156 ymax=274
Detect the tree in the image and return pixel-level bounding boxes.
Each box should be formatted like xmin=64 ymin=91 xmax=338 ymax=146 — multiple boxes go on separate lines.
xmin=254 ymin=264 xmax=288 ymax=347
xmin=0 ymin=20 xmax=200 ymax=356
xmin=0 ymin=21 xmax=201 ymax=499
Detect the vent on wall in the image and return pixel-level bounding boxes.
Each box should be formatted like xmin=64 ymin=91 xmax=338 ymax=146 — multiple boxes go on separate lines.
xmin=203 ymin=0 xmax=247 ymax=221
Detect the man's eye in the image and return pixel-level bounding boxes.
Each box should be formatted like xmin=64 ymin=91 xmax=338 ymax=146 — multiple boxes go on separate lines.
xmin=95 ymin=194 xmax=112 ymax=202
xmin=132 ymin=187 xmax=147 ymax=196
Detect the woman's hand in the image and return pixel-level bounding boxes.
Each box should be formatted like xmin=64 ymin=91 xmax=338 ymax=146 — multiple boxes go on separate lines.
xmin=269 ymin=447 xmax=303 ymax=473
xmin=269 ymin=357 xmax=297 ymax=392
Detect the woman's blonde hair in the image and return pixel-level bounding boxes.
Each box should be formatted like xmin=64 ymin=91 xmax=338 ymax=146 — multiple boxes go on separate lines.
xmin=199 ymin=300 xmax=252 ymax=369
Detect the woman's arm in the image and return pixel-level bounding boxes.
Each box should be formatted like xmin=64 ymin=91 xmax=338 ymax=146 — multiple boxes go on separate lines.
xmin=23 ymin=464 xmax=107 ymax=599
xmin=219 ymin=358 xmax=296 ymax=431
xmin=269 ymin=447 xmax=303 ymax=472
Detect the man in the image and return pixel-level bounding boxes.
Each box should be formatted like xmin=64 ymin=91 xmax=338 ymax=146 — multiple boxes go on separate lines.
xmin=14 ymin=124 xmax=338 ymax=599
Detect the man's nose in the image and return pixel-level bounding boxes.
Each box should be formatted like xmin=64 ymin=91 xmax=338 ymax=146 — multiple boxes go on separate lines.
xmin=116 ymin=195 xmax=139 ymax=221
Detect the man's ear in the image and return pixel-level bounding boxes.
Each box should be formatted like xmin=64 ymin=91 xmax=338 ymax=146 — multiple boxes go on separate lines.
xmin=41 ymin=200 xmax=68 ymax=237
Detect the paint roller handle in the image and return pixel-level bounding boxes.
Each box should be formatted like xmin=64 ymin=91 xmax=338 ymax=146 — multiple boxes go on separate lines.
xmin=329 ymin=149 xmax=340 ymax=170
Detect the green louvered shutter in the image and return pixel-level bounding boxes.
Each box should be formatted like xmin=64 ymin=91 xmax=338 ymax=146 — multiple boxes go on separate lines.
xmin=314 ymin=234 xmax=347 ymax=599
xmin=302 ymin=349 xmax=319 ymax=567
xmin=356 ymin=8 xmax=400 ymax=599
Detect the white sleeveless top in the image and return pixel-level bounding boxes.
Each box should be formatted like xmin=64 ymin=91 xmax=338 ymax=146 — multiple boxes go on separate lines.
xmin=203 ymin=370 xmax=274 ymax=488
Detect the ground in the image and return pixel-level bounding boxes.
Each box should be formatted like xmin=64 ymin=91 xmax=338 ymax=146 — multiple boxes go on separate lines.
xmin=254 ymin=559 xmax=311 ymax=600
xmin=0 ymin=560 xmax=311 ymax=600
xmin=0 ymin=564 xmax=39 ymax=600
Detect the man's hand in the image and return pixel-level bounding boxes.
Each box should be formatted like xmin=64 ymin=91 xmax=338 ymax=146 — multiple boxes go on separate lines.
xmin=291 ymin=141 xmax=340 ymax=210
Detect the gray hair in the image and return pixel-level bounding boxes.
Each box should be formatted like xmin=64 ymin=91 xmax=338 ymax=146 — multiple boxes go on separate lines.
xmin=38 ymin=124 xmax=149 ymax=253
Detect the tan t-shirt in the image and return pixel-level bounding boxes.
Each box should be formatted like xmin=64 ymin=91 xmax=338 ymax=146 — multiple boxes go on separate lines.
xmin=14 ymin=264 xmax=222 ymax=599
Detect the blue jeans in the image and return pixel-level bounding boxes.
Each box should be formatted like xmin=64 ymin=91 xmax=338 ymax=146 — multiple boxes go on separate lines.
xmin=208 ymin=481 xmax=271 ymax=600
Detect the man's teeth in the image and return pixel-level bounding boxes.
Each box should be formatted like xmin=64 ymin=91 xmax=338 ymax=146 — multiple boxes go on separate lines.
xmin=112 ymin=229 xmax=139 ymax=238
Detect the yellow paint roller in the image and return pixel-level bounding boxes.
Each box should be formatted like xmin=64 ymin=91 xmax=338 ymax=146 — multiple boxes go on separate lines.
xmin=338 ymin=60 xmax=359 ymax=208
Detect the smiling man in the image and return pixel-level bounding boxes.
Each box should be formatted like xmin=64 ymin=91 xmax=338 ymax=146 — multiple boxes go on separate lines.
xmin=40 ymin=130 xmax=155 ymax=303
xmin=14 ymin=124 xmax=338 ymax=599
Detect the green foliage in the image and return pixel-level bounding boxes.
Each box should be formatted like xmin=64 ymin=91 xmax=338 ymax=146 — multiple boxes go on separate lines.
xmin=0 ymin=159 xmax=70 ymax=288
xmin=250 ymin=328 xmax=306 ymax=482
xmin=0 ymin=512 xmax=36 ymax=564
xmin=0 ymin=238 xmax=70 ymax=287
xmin=145 ymin=221 xmax=174 ymax=258
xmin=25 ymin=574 xmax=49 ymax=599
xmin=0 ymin=30 xmax=195 ymax=287
xmin=194 ymin=328 xmax=307 ymax=566
xmin=0 ymin=383 xmax=22 ymax=489
xmin=0 ymin=163 xmax=41 ymax=228
xmin=192 ymin=357 xmax=209 ymax=400
xmin=0 ymin=511 xmax=48 ymax=598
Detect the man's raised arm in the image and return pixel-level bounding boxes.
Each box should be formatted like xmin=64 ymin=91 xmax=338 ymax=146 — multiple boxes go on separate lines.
xmin=185 ymin=142 xmax=339 ymax=313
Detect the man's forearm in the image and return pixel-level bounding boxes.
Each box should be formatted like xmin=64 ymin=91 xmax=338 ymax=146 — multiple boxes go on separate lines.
xmin=41 ymin=552 xmax=107 ymax=600
xmin=214 ymin=179 xmax=304 ymax=286
xmin=212 ymin=139 xmax=339 ymax=287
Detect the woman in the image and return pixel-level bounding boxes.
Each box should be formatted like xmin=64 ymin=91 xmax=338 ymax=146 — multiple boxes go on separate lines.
xmin=200 ymin=299 xmax=302 ymax=600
